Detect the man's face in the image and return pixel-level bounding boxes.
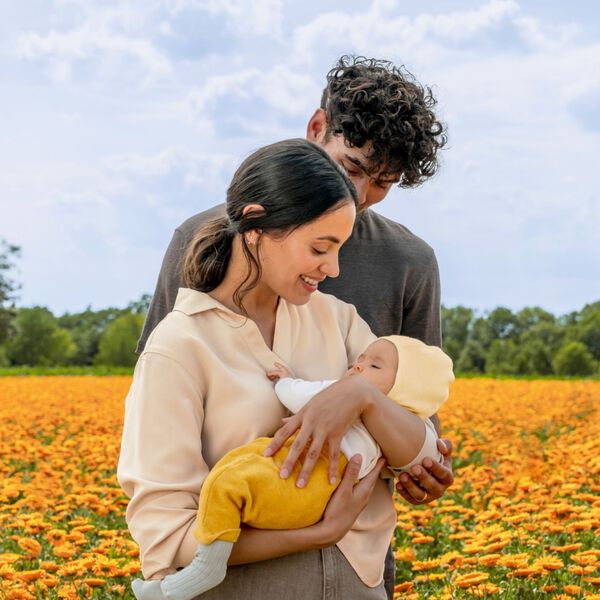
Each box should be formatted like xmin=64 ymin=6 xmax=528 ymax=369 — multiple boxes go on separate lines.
xmin=306 ymin=110 xmax=400 ymax=211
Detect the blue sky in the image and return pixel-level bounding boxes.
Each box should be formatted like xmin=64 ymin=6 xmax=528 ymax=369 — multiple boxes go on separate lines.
xmin=2 ymin=0 xmax=599 ymax=316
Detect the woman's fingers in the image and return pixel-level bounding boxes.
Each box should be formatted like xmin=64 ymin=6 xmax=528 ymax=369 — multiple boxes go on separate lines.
xmin=295 ymin=434 xmax=329 ymax=487
xmin=339 ymin=454 xmax=362 ymax=491
xmin=327 ymin=439 xmax=341 ymax=485
xmin=278 ymin=425 xmax=314 ymax=479
xmin=263 ymin=415 xmax=301 ymax=457
xmin=352 ymin=458 xmax=385 ymax=503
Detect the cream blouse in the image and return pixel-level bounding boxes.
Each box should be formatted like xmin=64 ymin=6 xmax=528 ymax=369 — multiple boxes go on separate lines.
xmin=117 ymin=288 xmax=396 ymax=587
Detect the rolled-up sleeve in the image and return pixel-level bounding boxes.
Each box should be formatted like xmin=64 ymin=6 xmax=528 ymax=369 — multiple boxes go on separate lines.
xmin=117 ymin=351 xmax=209 ymax=579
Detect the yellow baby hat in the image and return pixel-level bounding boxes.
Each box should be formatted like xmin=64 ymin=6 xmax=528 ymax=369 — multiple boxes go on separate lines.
xmin=379 ymin=335 xmax=455 ymax=418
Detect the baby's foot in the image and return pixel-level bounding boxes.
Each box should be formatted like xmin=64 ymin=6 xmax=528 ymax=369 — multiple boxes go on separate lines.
xmin=132 ymin=578 xmax=167 ymax=600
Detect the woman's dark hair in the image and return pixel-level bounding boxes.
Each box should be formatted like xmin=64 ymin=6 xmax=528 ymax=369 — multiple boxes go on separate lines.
xmin=321 ymin=55 xmax=447 ymax=187
xmin=184 ymin=138 xmax=357 ymax=312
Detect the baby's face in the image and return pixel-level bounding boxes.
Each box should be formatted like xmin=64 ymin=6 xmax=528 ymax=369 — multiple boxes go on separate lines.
xmin=344 ymin=339 xmax=398 ymax=395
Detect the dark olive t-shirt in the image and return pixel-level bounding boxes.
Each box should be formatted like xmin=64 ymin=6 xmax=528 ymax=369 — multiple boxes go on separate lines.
xmin=137 ymin=204 xmax=441 ymax=352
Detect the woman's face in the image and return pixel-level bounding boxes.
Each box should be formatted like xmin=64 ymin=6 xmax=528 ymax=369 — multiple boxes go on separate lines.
xmin=254 ymin=200 xmax=356 ymax=305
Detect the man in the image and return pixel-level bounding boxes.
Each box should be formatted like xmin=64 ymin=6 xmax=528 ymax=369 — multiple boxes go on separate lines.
xmin=138 ymin=55 xmax=453 ymax=599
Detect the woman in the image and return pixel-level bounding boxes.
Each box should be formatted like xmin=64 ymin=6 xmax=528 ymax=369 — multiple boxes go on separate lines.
xmin=117 ymin=139 xmax=426 ymax=599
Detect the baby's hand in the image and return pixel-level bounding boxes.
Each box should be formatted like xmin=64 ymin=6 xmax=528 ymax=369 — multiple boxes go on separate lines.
xmin=267 ymin=362 xmax=292 ymax=382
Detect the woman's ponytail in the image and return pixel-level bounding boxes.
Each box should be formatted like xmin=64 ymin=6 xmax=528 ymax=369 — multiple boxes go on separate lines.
xmin=183 ymin=216 xmax=235 ymax=292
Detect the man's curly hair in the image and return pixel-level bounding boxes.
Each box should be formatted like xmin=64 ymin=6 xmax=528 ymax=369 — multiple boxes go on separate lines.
xmin=321 ymin=56 xmax=447 ymax=188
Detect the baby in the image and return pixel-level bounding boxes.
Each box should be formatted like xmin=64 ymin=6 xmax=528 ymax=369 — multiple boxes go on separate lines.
xmin=132 ymin=335 xmax=454 ymax=600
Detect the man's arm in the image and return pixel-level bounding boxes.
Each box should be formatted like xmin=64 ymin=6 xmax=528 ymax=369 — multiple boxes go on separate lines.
xmin=401 ymin=246 xmax=442 ymax=347
xmin=398 ymin=247 xmax=454 ymax=503
xmin=137 ymin=228 xmax=188 ymax=353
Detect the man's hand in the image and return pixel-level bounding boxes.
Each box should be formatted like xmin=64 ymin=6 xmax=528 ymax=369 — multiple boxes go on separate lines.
xmin=395 ymin=438 xmax=454 ymax=504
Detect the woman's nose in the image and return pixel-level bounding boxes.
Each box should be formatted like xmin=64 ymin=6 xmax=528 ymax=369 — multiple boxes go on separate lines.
xmin=322 ymin=254 xmax=340 ymax=278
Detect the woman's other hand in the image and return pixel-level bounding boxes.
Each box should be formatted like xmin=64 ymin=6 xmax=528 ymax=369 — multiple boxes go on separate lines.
xmin=264 ymin=376 xmax=373 ymax=487
xmin=316 ymin=455 xmax=386 ymax=546
xmin=395 ymin=438 xmax=454 ymax=504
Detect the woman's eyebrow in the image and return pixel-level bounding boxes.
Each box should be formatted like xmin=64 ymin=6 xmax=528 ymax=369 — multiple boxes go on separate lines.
xmin=315 ymin=235 xmax=341 ymax=243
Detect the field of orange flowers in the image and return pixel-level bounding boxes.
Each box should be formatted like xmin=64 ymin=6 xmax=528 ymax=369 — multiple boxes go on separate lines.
xmin=0 ymin=377 xmax=598 ymax=599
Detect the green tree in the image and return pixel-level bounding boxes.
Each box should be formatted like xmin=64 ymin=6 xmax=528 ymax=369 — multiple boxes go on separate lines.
xmin=571 ymin=302 xmax=600 ymax=361
xmin=486 ymin=339 xmax=528 ymax=375
xmin=470 ymin=317 xmax=494 ymax=351
xmin=441 ymin=306 xmax=474 ymax=363
xmin=58 ymin=306 xmax=128 ymax=365
xmin=486 ymin=307 xmax=518 ymax=341
xmin=518 ymin=339 xmax=554 ymax=375
xmin=553 ymin=342 xmax=597 ymax=376
xmin=455 ymin=340 xmax=486 ymax=373
xmin=0 ymin=240 xmax=20 ymax=344
xmin=7 ymin=307 xmax=75 ymax=366
xmin=95 ymin=313 xmax=145 ymax=366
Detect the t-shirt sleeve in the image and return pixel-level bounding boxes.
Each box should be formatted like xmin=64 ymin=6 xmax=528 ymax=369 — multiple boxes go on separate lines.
xmin=401 ymin=247 xmax=442 ymax=348
xmin=117 ymin=351 xmax=208 ymax=579
xmin=274 ymin=378 xmax=337 ymax=413
xmin=137 ymin=228 xmax=188 ymax=353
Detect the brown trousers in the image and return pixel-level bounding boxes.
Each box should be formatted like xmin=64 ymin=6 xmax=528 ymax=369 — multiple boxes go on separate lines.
xmin=192 ymin=545 xmax=387 ymax=600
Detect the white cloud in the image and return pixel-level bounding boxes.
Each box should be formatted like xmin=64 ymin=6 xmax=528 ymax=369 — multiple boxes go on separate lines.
xmin=16 ymin=3 xmax=172 ymax=84
xmin=179 ymin=69 xmax=261 ymax=116
xmin=106 ymin=146 xmax=234 ymax=189
xmin=165 ymin=0 xmax=284 ymax=37
xmin=291 ymin=0 xmax=521 ymax=65
xmin=175 ymin=65 xmax=319 ymax=121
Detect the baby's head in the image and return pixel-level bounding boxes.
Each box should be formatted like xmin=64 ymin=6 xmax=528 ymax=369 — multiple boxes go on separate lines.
xmin=344 ymin=339 xmax=398 ymax=395
xmin=346 ymin=336 xmax=454 ymax=418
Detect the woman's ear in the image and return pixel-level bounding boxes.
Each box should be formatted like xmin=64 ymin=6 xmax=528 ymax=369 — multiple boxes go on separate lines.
xmin=245 ymin=231 xmax=259 ymax=245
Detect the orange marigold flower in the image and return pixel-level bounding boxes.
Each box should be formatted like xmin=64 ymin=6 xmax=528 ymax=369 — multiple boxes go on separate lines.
xmin=549 ymin=543 xmax=582 ymax=552
xmin=454 ymin=572 xmax=489 ymax=588
xmin=470 ymin=583 xmax=501 ymax=597
xmin=563 ymin=585 xmax=581 ymax=595
xmin=411 ymin=535 xmax=434 ymax=544
xmin=395 ymin=548 xmax=416 ymax=562
xmin=535 ymin=557 xmax=563 ymax=570
xmin=17 ymin=538 xmax=41 ymax=557
xmin=478 ymin=553 xmax=501 ymax=567
xmin=6 ymin=591 xmax=35 ymax=600
xmin=16 ymin=569 xmax=44 ymax=582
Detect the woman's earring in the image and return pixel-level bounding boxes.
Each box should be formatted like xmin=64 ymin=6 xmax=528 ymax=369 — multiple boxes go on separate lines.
xmin=246 ymin=233 xmax=258 ymax=245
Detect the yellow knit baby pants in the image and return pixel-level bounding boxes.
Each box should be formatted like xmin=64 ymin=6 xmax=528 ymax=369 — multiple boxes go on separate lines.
xmin=194 ymin=436 xmax=348 ymax=545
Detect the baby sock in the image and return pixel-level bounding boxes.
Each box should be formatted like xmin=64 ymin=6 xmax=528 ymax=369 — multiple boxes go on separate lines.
xmin=160 ymin=540 xmax=233 ymax=600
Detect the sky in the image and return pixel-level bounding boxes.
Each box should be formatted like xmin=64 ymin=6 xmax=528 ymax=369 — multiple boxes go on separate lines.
xmin=1 ymin=0 xmax=599 ymax=316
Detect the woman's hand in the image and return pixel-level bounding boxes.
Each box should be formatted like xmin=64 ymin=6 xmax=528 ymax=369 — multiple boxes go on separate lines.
xmin=264 ymin=376 xmax=374 ymax=487
xmin=395 ymin=438 xmax=454 ymax=504
xmin=315 ymin=455 xmax=386 ymax=546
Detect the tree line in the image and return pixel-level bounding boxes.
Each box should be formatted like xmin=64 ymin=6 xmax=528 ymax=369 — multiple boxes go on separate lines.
xmin=1 ymin=240 xmax=598 ymax=374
